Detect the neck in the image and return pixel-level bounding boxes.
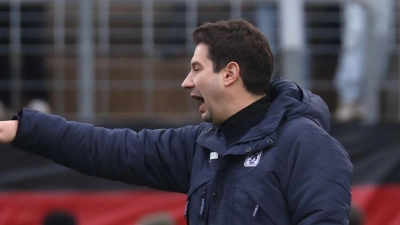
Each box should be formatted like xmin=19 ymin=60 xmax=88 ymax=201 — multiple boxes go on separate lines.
xmin=218 ymin=92 xmax=265 ymax=124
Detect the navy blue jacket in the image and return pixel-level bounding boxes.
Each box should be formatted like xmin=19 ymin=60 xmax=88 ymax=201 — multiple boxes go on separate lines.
xmin=12 ymin=79 xmax=352 ymax=225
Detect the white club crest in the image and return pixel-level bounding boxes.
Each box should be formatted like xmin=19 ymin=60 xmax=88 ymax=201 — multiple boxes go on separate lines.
xmin=244 ymin=151 xmax=262 ymax=167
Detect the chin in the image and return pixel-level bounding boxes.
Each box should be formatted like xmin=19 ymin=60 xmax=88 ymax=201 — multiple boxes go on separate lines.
xmin=201 ymin=114 xmax=212 ymax=123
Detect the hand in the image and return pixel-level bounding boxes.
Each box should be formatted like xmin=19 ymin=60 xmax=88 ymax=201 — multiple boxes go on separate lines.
xmin=0 ymin=120 xmax=18 ymax=143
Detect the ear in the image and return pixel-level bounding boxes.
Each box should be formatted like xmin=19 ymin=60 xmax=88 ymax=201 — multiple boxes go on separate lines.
xmin=223 ymin=62 xmax=240 ymax=87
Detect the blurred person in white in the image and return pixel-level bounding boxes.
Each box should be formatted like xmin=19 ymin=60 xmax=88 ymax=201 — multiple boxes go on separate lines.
xmin=334 ymin=0 xmax=394 ymax=123
xmin=255 ymin=2 xmax=279 ymax=79
xmin=255 ymin=2 xmax=278 ymax=56
xmin=0 ymin=3 xmax=51 ymax=119
xmin=255 ymin=0 xmax=312 ymax=87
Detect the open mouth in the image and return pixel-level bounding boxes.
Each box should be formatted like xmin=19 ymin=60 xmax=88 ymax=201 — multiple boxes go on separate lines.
xmin=191 ymin=95 xmax=204 ymax=103
xmin=191 ymin=95 xmax=205 ymax=112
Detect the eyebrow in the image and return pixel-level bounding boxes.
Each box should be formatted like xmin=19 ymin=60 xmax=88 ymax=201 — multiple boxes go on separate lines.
xmin=191 ymin=61 xmax=200 ymax=68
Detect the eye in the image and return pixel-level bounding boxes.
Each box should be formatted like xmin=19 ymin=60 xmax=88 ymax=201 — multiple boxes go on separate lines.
xmin=193 ymin=67 xmax=200 ymax=72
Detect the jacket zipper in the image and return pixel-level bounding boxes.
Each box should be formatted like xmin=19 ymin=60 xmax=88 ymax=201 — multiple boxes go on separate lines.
xmin=199 ymin=185 xmax=208 ymax=217
xmin=184 ymin=199 xmax=189 ymax=218
xmin=252 ymin=204 xmax=259 ymax=217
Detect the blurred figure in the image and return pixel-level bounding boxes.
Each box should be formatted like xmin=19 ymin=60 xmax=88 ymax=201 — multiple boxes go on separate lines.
xmin=0 ymin=2 xmax=51 ymax=118
xmin=255 ymin=2 xmax=278 ymax=55
xmin=155 ymin=3 xmax=186 ymax=58
xmin=255 ymin=1 xmax=312 ymax=87
xmin=350 ymin=204 xmax=365 ymax=225
xmin=43 ymin=210 xmax=77 ymax=225
xmin=334 ymin=0 xmax=394 ymax=123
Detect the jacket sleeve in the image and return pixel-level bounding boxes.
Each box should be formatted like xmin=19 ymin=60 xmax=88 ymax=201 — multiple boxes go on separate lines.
xmin=11 ymin=108 xmax=202 ymax=193
xmin=281 ymin=127 xmax=353 ymax=225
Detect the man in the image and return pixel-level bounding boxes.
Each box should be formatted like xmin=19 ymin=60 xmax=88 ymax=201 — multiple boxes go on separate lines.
xmin=0 ymin=19 xmax=352 ymax=224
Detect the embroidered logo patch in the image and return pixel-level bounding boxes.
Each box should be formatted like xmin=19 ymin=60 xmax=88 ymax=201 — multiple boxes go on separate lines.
xmin=244 ymin=151 xmax=262 ymax=167
xmin=209 ymin=152 xmax=218 ymax=161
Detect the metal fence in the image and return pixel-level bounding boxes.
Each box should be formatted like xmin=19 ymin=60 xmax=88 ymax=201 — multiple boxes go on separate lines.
xmin=0 ymin=0 xmax=398 ymax=123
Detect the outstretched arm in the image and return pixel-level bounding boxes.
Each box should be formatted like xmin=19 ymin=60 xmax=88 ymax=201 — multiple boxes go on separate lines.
xmin=8 ymin=108 xmax=202 ymax=193
xmin=0 ymin=120 xmax=18 ymax=144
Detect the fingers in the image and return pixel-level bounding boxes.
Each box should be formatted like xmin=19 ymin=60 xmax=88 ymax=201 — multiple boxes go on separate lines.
xmin=0 ymin=120 xmax=18 ymax=144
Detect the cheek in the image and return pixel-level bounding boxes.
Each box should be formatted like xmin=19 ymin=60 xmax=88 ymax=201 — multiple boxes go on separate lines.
xmin=206 ymin=85 xmax=224 ymax=107
xmin=193 ymin=74 xmax=207 ymax=89
xmin=194 ymin=71 xmax=221 ymax=94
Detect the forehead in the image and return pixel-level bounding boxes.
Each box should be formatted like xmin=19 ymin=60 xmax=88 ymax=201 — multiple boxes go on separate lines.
xmin=191 ymin=43 xmax=211 ymax=65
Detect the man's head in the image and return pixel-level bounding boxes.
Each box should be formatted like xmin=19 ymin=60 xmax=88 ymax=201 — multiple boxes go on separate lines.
xmin=192 ymin=19 xmax=274 ymax=95
xmin=182 ymin=19 xmax=274 ymax=125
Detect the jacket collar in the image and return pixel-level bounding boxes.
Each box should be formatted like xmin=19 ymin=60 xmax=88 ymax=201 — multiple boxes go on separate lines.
xmin=196 ymin=78 xmax=331 ymax=156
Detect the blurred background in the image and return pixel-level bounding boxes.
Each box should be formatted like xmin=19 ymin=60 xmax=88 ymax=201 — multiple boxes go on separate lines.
xmin=0 ymin=0 xmax=399 ymax=224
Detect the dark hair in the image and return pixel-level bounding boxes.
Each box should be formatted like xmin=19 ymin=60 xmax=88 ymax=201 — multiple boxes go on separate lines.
xmin=349 ymin=205 xmax=365 ymax=225
xmin=192 ymin=19 xmax=274 ymax=95
xmin=43 ymin=211 xmax=77 ymax=225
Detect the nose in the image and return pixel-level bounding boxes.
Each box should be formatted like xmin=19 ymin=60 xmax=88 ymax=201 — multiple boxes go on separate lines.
xmin=181 ymin=72 xmax=194 ymax=89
